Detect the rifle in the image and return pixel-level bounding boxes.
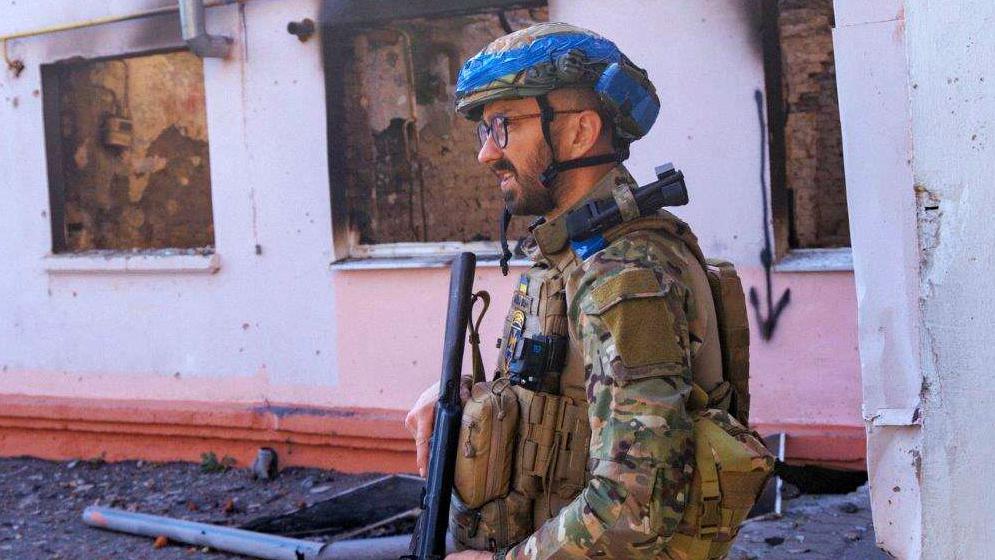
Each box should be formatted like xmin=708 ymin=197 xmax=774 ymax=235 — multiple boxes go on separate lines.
xmin=405 ymin=252 xmax=477 ymax=560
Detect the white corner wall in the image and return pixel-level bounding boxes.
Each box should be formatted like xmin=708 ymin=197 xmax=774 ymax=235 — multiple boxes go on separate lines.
xmin=905 ymin=0 xmax=995 ymax=557
xmin=836 ymin=0 xmax=995 ymax=556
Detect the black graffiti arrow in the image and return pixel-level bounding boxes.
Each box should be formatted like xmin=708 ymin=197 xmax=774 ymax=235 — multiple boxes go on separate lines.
xmin=750 ymin=89 xmax=790 ymax=341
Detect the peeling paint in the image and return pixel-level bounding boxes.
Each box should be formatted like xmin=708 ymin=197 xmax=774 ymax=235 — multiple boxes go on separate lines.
xmin=336 ymin=9 xmax=544 ymax=246
xmin=55 ymin=51 xmax=213 ymax=251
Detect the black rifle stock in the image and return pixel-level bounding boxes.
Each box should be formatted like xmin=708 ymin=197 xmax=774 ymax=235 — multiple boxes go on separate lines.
xmin=406 ymin=252 xmax=476 ymax=560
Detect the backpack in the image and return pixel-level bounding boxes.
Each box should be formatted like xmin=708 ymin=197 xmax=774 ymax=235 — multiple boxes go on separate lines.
xmin=605 ymin=218 xmax=774 ymax=559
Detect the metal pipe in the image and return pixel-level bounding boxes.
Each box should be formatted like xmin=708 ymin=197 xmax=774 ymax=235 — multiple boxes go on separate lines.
xmin=82 ymin=506 xmax=422 ymax=560
xmin=0 ymin=0 xmax=238 ymax=70
xmin=179 ymin=0 xmax=233 ymax=58
xmin=83 ymin=506 xmax=326 ymax=560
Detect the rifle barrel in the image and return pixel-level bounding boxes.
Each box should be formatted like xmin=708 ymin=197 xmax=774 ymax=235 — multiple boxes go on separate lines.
xmin=415 ymin=252 xmax=476 ymax=560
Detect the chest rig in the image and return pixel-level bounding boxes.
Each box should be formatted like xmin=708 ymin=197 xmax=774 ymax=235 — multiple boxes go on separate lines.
xmin=498 ymin=271 xmax=568 ymax=395
xmin=490 ymin=260 xmax=592 ymax=532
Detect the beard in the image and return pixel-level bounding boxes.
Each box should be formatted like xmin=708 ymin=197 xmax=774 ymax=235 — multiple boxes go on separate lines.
xmin=490 ymin=149 xmax=556 ymax=216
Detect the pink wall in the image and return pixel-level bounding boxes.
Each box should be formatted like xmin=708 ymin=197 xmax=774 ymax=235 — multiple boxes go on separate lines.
xmin=330 ymin=264 xmax=864 ymax=467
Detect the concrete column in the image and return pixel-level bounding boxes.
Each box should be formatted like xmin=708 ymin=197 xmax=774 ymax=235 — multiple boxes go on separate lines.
xmin=834 ymin=0 xmax=995 ymax=557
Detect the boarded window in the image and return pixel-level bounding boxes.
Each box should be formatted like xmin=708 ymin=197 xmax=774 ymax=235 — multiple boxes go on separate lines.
xmin=43 ymin=51 xmax=214 ymax=253
xmin=762 ymin=0 xmax=850 ymax=253
xmin=325 ymin=8 xmax=547 ymax=257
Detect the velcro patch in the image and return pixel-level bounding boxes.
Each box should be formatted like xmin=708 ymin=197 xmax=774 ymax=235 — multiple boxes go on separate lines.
xmin=590 ymin=268 xmax=661 ymax=310
xmin=588 ymin=268 xmax=684 ymax=369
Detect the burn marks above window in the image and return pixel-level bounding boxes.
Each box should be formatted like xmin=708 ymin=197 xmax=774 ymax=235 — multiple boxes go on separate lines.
xmin=762 ymin=0 xmax=849 ymax=253
xmin=325 ymin=8 xmax=546 ymax=256
xmin=42 ymin=50 xmax=214 ymax=253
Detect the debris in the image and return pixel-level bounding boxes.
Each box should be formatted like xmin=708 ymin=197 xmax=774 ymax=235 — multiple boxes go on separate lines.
xmin=251 ymin=448 xmax=279 ymax=481
xmin=82 ymin=506 xmax=421 ymax=560
xmin=839 ymin=501 xmax=860 ymax=514
xmin=764 ymin=536 xmax=785 ymax=546
xmin=241 ymin=475 xmax=422 ymax=539
xmin=153 ymin=535 xmax=168 ymax=549
xmin=2 ymin=457 xmax=391 ymax=557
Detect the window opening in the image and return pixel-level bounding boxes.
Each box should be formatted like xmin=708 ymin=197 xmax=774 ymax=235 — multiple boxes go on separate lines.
xmin=324 ymin=7 xmax=548 ymax=261
xmin=761 ymin=0 xmax=849 ymax=256
xmin=42 ymin=50 xmax=214 ymax=253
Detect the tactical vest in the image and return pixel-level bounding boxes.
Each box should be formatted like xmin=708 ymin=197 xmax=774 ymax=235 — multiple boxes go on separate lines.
xmin=451 ymin=184 xmax=772 ymax=558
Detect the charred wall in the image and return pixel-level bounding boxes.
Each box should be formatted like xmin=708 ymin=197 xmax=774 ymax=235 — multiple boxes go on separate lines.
xmin=48 ymin=50 xmax=214 ymax=252
xmin=775 ymin=0 xmax=849 ymax=249
xmin=330 ymin=8 xmax=546 ymax=246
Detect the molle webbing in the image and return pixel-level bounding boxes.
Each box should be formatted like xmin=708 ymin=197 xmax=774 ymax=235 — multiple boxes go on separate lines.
xmin=512 ymin=387 xmax=590 ymax=502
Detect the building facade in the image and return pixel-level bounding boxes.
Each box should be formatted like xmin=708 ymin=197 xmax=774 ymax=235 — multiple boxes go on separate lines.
xmin=0 ymin=0 xmax=863 ymax=474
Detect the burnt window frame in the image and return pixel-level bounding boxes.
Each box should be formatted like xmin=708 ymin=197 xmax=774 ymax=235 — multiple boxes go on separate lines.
xmin=41 ymin=47 xmax=217 ymax=258
xmin=322 ymin=0 xmax=546 ymax=267
xmin=759 ymin=0 xmax=853 ymax=273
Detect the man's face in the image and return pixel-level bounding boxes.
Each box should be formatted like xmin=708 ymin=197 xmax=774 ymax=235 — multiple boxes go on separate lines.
xmin=477 ymin=98 xmax=555 ymax=216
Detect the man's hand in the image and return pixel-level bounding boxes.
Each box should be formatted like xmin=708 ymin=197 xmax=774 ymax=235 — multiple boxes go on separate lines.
xmin=404 ymin=377 xmax=474 ymax=477
xmin=404 ymin=381 xmax=440 ymax=477
xmin=445 ymin=551 xmax=493 ymax=560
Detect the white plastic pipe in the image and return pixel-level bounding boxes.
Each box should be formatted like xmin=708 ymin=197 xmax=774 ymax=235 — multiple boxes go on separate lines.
xmin=82 ymin=506 xmax=416 ymax=560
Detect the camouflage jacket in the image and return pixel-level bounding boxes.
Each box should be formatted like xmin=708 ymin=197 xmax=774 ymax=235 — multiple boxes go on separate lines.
xmin=505 ymin=165 xmax=696 ymax=560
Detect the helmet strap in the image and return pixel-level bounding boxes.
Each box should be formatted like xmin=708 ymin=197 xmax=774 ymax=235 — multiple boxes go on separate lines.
xmin=498 ymin=94 xmax=625 ymax=276
xmin=535 ymin=94 xmax=623 ymax=189
xmin=498 ymin=206 xmax=513 ymax=276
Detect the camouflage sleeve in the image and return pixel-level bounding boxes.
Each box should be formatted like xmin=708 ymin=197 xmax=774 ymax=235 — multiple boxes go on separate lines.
xmin=505 ymin=235 xmax=695 ymax=560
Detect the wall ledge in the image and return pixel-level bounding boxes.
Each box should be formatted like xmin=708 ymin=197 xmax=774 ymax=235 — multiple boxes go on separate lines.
xmin=43 ymin=251 xmax=220 ymax=274
xmin=330 ymin=256 xmax=531 ymax=271
xmin=753 ymin=421 xmax=867 ymax=470
xmin=774 ymin=247 xmax=853 ymax=273
xmin=0 ymin=394 xmax=866 ymax=473
xmin=0 ymin=394 xmax=412 ymax=473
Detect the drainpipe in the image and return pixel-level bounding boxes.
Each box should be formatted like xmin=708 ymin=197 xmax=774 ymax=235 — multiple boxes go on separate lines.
xmin=179 ymin=0 xmax=232 ymax=58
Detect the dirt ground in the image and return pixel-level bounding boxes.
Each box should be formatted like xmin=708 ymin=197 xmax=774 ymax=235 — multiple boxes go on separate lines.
xmin=730 ymin=485 xmax=890 ymax=560
xmin=0 ymin=456 xmax=889 ymax=559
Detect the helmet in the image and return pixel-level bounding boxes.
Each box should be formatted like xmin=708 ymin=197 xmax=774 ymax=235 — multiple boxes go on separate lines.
xmin=457 ymin=23 xmax=661 ymax=277
xmin=455 ymin=22 xmax=660 ymax=147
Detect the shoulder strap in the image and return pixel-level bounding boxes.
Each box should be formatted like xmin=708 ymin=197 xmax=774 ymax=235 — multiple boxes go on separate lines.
xmin=603 ymin=213 xmax=707 ymax=266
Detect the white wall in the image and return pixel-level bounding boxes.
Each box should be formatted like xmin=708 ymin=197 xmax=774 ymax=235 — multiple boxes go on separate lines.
xmin=552 ymin=0 xmax=768 ymax=264
xmin=836 ymin=0 xmax=995 ymax=556
xmin=0 ymin=0 xmax=342 ymax=405
xmin=0 ymin=0 xmax=865 ymax=471
xmin=832 ymin=0 xmax=923 ymax=556
xmin=906 ymin=0 xmax=995 ymax=556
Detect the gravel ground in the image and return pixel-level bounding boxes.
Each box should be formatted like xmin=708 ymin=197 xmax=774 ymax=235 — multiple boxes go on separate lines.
xmin=0 ymin=456 xmax=889 ymax=559
xmin=730 ymin=485 xmax=890 ymax=560
xmin=0 ymin=456 xmax=380 ymax=559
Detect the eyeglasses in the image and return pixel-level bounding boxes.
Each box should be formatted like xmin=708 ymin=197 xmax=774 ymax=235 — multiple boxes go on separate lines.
xmin=476 ymin=110 xmax=585 ymax=149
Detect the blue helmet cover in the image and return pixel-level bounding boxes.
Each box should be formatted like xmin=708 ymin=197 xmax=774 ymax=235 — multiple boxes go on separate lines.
xmin=595 ymin=62 xmax=659 ymax=139
xmin=456 ymin=33 xmax=622 ymax=95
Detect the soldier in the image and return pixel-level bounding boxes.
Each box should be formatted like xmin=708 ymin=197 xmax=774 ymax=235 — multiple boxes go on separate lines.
xmin=406 ymin=23 xmax=731 ymax=560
